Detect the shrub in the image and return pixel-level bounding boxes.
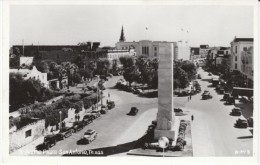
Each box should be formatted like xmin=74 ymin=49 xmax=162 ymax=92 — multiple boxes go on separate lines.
xmin=174 ymin=142 xmax=184 ymax=151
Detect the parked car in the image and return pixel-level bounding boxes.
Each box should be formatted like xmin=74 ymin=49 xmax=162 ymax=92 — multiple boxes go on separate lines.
xmin=107 ymin=73 xmax=113 ymax=78
xmin=226 ymin=96 xmax=235 ymax=105
xmin=79 ymin=129 xmax=98 ymax=144
xmin=223 ymin=93 xmax=231 ymax=101
xmin=128 ymin=107 xmax=139 ymax=116
xmin=218 ymin=88 xmax=225 ymax=94
xmin=174 ymin=108 xmax=183 ymax=113
xmin=202 ymin=91 xmax=212 ymax=100
xmin=41 ymin=134 xmax=57 ymax=150
xmin=235 ymin=119 xmax=248 ymax=128
xmin=91 ymin=110 xmax=101 ymax=118
xmin=179 ymin=90 xmax=189 ymax=96
xmin=56 ymin=127 xmax=73 ymax=139
xmin=230 ymin=107 xmax=242 ymax=116
xmin=72 ymin=121 xmax=84 ymax=132
xmin=208 ymin=72 xmax=212 ymax=76
xmin=83 ymin=115 xmax=93 ymax=125
xmin=100 ymin=105 xmax=108 ymax=114
xmin=107 ymin=101 xmax=115 ymax=110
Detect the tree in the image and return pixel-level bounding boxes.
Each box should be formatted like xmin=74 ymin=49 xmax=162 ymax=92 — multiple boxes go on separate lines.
xmin=174 ymin=66 xmax=189 ymax=89
xmin=180 ymin=60 xmax=197 ymax=81
xmin=35 ymin=61 xmax=49 ymax=73
xmin=95 ymin=59 xmax=111 ymax=75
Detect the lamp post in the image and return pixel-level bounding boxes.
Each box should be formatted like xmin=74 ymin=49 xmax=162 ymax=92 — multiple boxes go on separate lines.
xmin=101 ymin=91 xmax=103 ymax=106
xmin=59 ymin=111 xmax=62 ymax=130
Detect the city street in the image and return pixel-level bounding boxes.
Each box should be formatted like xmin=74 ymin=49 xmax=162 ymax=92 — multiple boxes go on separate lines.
xmin=185 ymin=67 xmax=253 ymax=157
xmin=11 ymin=68 xmax=253 ymax=157
xmin=39 ymin=76 xmax=158 ymax=156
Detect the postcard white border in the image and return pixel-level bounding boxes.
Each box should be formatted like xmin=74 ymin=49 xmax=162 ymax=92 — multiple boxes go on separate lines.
xmin=1 ymin=0 xmax=259 ymax=165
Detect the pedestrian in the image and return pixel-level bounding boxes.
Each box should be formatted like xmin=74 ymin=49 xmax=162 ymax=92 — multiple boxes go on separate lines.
xmin=188 ymin=96 xmax=190 ymax=101
xmin=191 ymin=115 xmax=194 ymax=121
xmin=190 ymin=94 xmax=192 ymax=100
xmin=108 ymin=92 xmax=110 ymax=97
xmin=106 ymin=99 xmax=109 ymax=104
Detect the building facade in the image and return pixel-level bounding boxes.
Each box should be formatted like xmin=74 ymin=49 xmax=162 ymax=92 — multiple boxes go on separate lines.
xmin=116 ymin=40 xmax=178 ymax=60
xmin=10 ymin=65 xmax=48 ymax=88
xmin=199 ymin=45 xmax=210 ymax=58
xmin=241 ymin=46 xmax=253 ymax=82
xmin=230 ymin=37 xmax=253 ymax=72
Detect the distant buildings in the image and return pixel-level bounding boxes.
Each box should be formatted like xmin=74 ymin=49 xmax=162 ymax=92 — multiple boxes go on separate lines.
xmin=230 ymin=37 xmax=253 ymax=72
xmin=190 ymin=47 xmax=200 ymax=60
xmin=115 ymin=26 xmax=178 ymax=60
xmin=199 ymin=45 xmax=210 ymax=58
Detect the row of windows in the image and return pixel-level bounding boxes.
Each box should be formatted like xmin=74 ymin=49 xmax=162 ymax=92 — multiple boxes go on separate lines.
xmin=234 ymin=46 xmax=249 ymax=54
xmin=108 ymin=54 xmax=126 ymax=59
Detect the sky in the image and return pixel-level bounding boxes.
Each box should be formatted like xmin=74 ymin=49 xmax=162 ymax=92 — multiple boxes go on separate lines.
xmin=10 ymin=5 xmax=254 ymax=59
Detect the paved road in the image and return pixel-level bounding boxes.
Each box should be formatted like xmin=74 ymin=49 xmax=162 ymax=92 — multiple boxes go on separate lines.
xmin=186 ymin=67 xmax=253 ymax=157
xmin=39 ymin=76 xmax=158 ymax=156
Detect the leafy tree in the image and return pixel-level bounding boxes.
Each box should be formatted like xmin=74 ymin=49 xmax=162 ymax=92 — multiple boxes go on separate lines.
xmin=35 ymin=61 xmax=49 ymax=73
xmin=174 ymin=66 xmax=189 ymax=89
xmin=95 ymin=59 xmax=111 ymax=75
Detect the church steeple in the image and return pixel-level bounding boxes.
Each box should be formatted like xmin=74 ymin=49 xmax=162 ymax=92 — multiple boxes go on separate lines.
xmin=119 ymin=26 xmax=126 ymax=42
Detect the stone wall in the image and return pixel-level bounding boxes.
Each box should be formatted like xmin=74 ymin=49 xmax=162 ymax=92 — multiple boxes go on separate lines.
xmin=9 ymin=119 xmax=45 ymax=153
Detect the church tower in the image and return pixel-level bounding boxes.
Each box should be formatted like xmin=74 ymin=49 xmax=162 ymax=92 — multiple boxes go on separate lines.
xmin=119 ymin=26 xmax=126 ymax=42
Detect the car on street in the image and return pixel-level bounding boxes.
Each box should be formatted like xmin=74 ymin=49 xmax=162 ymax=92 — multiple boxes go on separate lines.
xmin=202 ymin=91 xmax=212 ymax=100
xmin=197 ymin=74 xmax=201 ymax=79
xmin=134 ymin=89 xmax=144 ymax=95
xmin=208 ymin=72 xmax=212 ymax=76
xmin=107 ymin=101 xmax=115 ymax=110
xmin=226 ymin=96 xmax=235 ymax=105
xmin=41 ymin=134 xmax=57 ymax=150
xmin=230 ymin=107 xmax=242 ymax=116
xmin=223 ymin=93 xmax=231 ymax=101
xmin=78 ymin=129 xmax=98 ymax=144
xmin=100 ymin=75 xmax=108 ymax=81
xmin=91 ymin=110 xmax=101 ymax=118
xmin=72 ymin=121 xmax=85 ymax=132
xmin=174 ymin=108 xmax=183 ymax=113
xmin=56 ymin=127 xmax=73 ymax=139
xmin=100 ymin=105 xmax=108 ymax=114
xmin=128 ymin=107 xmax=139 ymax=116
xmin=83 ymin=115 xmax=93 ymax=125
xmin=235 ymin=119 xmax=248 ymax=128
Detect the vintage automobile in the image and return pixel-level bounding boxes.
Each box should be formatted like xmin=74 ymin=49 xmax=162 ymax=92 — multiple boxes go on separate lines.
xmin=202 ymin=91 xmax=212 ymax=100
xmin=223 ymin=93 xmax=232 ymax=101
xmin=91 ymin=110 xmax=101 ymax=118
xmin=79 ymin=129 xmax=98 ymax=144
xmin=56 ymin=127 xmax=73 ymax=139
xmin=226 ymin=96 xmax=235 ymax=105
xmin=174 ymin=108 xmax=183 ymax=113
xmin=230 ymin=107 xmax=242 ymax=116
xmin=83 ymin=115 xmax=93 ymax=125
xmin=41 ymin=134 xmax=57 ymax=150
xmin=197 ymin=74 xmax=201 ymax=79
xmin=128 ymin=107 xmax=139 ymax=116
xmin=71 ymin=121 xmax=85 ymax=132
xmin=107 ymin=101 xmax=115 ymax=110
xmin=100 ymin=105 xmax=108 ymax=114
xmin=218 ymin=88 xmax=225 ymax=94
xmin=235 ymin=119 xmax=248 ymax=128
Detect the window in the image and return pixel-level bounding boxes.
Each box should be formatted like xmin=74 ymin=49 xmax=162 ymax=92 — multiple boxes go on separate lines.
xmin=142 ymin=46 xmax=149 ymax=55
xmin=235 ymin=46 xmax=237 ymax=53
xmin=243 ymin=47 xmax=247 ymax=51
xmin=154 ymin=52 xmax=157 ymax=57
xmin=154 ymin=47 xmax=157 ymax=51
xmin=235 ymin=56 xmax=237 ymax=61
xmin=25 ymin=129 xmax=32 ymax=138
xmin=235 ymin=63 xmax=237 ymax=69
xmin=122 ymin=47 xmax=124 ymax=50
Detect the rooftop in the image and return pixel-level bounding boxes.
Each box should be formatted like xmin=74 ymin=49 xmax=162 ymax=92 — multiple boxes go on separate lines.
xmin=233 ymin=38 xmax=254 ymax=42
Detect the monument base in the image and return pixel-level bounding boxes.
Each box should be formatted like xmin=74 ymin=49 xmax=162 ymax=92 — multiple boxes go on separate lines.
xmin=154 ymin=129 xmax=175 ymax=141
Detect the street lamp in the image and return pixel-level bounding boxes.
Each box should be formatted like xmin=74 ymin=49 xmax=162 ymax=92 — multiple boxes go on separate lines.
xmin=101 ymin=91 xmax=103 ymax=106
xmin=59 ymin=111 xmax=62 ymax=130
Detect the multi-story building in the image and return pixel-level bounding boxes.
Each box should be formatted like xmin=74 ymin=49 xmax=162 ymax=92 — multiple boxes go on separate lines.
xmin=115 ymin=26 xmax=178 ymax=60
xmin=230 ymin=37 xmax=253 ymax=72
xmin=199 ymin=45 xmax=209 ymax=58
xmin=190 ymin=47 xmax=200 ymax=61
xmin=241 ymin=46 xmax=253 ymax=86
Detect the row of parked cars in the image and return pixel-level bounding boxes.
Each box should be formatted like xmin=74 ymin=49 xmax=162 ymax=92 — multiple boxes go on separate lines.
xmin=39 ymin=101 xmax=116 ymax=150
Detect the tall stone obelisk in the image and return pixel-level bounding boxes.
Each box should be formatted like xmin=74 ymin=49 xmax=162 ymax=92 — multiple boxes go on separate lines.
xmin=154 ymin=42 xmax=175 ymax=140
